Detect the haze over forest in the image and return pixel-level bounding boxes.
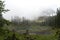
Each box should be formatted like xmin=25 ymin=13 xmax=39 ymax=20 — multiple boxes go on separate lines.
xmin=3 ymin=0 xmax=60 ymax=20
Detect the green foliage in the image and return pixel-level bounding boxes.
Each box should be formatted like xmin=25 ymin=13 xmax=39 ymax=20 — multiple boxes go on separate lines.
xmin=0 ymin=28 xmax=59 ymax=40
xmin=42 ymin=8 xmax=60 ymax=29
xmin=0 ymin=0 xmax=9 ymax=27
xmin=55 ymin=8 xmax=60 ymax=28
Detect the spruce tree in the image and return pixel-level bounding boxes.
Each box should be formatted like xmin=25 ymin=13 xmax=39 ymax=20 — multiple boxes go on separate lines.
xmin=0 ymin=0 xmax=9 ymax=27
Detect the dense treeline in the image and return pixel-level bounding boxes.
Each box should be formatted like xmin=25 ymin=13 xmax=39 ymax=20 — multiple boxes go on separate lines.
xmin=38 ymin=8 xmax=60 ymax=29
xmin=44 ymin=8 xmax=60 ymax=29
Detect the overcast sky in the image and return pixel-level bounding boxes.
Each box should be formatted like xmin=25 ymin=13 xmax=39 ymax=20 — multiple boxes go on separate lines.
xmin=3 ymin=0 xmax=60 ymax=20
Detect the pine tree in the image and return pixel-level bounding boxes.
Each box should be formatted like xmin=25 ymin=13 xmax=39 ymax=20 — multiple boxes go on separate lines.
xmin=0 ymin=0 xmax=9 ymax=27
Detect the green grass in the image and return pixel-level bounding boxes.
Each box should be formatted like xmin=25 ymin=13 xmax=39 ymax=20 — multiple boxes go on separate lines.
xmin=14 ymin=30 xmax=58 ymax=40
xmin=0 ymin=26 xmax=59 ymax=40
xmin=15 ymin=34 xmax=58 ymax=40
xmin=0 ymin=31 xmax=58 ymax=40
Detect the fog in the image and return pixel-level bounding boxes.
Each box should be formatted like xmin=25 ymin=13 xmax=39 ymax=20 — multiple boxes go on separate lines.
xmin=3 ymin=0 xmax=60 ymax=20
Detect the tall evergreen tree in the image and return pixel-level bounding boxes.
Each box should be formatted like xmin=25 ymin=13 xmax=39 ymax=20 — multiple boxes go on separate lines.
xmin=56 ymin=8 xmax=60 ymax=28
xmin=0 ymin=0 xmax=9 ymax=27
